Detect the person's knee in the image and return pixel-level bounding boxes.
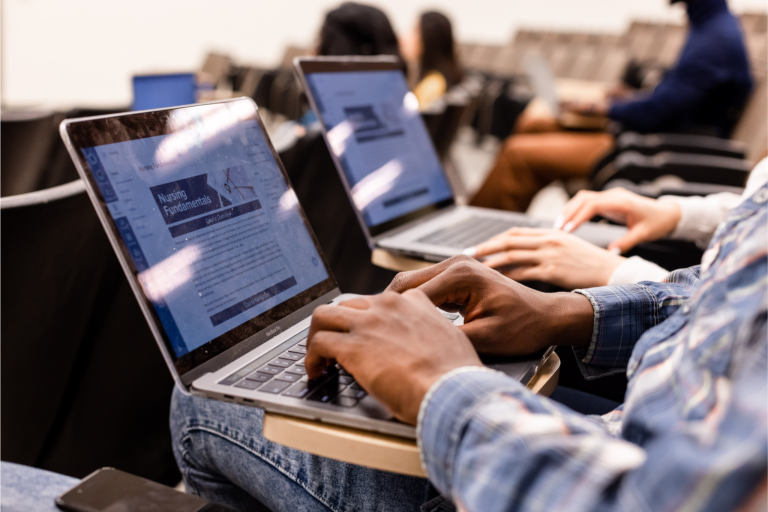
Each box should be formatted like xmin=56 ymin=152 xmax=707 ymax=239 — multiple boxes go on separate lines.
xmin=169 ymin=386 xmax=194 ymax=445
xmin=169 ymin=387 xmax=199 ymax=475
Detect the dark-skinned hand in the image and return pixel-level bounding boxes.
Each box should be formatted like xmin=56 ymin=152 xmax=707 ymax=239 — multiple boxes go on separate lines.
xmin=386 ymin=256 xmax=594 ymax=357
xmin=305 ymin=289 xmax=482 ymax=425
xmin=305 ymin=256 xmax=594 ymax=425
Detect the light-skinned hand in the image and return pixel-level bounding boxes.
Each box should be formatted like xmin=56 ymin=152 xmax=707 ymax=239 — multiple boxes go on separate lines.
xmin=554 ymin=188 xmax=682 ymax=254
xmin=470 ymin=227 xmax=626 ymax=289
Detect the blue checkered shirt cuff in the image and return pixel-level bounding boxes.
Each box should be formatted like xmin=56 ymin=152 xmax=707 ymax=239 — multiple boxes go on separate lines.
xmin=417 ymin=367 xmax=521 ymax=492
xmin=571 ymin=276 xmax=694 ymax=379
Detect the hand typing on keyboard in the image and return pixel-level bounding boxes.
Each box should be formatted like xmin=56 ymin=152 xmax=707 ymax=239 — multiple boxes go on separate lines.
xmin=304 ymin=256 xmax=595 ymax=425
xmin=386 ymin=255 xmax=593 ymax=358
xmin=305 ymin=290 xmax=481 ymax=425
xmin=466 ymin=227 xmax=626 ymax=289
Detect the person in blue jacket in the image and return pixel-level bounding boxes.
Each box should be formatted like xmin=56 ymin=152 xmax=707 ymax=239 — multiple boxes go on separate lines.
xmin=471 ymin=0 xmax=753 ymax=213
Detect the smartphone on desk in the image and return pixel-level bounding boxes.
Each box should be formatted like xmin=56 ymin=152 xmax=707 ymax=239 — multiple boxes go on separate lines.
xmin=56 ymin=467 xmax=240 ymax=512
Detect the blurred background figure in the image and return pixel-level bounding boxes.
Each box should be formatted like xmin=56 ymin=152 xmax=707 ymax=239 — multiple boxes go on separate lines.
xmin=472 ymin=0 xmax=754 ymax=213
xmin=317 ymin=2 xmax=405 ymax=65
xmin=400 ymin=11 xmax=464 ymax=110
xmin=289 ymin=2 xmax=405 ymax=125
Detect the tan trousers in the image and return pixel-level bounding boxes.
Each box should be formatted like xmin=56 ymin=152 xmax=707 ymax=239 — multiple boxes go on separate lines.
xmin=470 ymin=114 xmax=614 ymax=212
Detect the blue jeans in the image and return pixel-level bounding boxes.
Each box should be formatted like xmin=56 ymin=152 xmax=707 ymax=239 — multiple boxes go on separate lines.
xmin=1 ymin=462 xmax=78 ymax=512
xmin=170 ymin=387 xmax=453 ymax=512
xmin=170 ymin=386 xmax=614 ymax=511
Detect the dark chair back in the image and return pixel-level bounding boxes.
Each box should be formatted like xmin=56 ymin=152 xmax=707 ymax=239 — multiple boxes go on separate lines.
xmin=40 ymin=107 xmax=129 ymax=192
xmin=1 ymin=110 xmax=57 ymax=196
xmin=422 ymin=99 xmax=468 ymax=162
xmin=279 ymin=132 xmax=397 ymax=294
xmin=0 ymin=181 xmax=178 ymax=484
xmin=253 ymin=70 xmax=278 ymax=110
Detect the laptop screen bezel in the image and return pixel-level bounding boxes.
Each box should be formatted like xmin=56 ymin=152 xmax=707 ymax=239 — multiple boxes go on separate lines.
xmin=294 ymin=56 xmax=456 ymax=241
xmin=61 ymin=98 xmax=338 ymax=380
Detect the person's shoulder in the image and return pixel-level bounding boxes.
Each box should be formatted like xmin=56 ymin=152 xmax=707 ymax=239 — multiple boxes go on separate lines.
xmin=420 ymin=71 xmax=447 ymax=89
xmin=699 ymin=11 xmax=748 ymax=46
xmin=682 ymin=14 xmax=749 ymax=69
xmin=414 ymin=71 xmax=447 ymax=109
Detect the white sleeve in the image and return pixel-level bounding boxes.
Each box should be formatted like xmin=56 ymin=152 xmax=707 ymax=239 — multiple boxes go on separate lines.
xmin=657 ymin=157 xmax=768 ymax=249
xmin=607 ymin=256 xmax=670 ymax=285
xmin=658 ymin=193 xmax=742 ymax=249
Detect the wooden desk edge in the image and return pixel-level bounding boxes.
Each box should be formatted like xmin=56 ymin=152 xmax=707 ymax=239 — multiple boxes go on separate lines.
xmin=263 ymin=353 xmax=560 ymax=477
xmin=371 ymin=249 xmax=435 ymax=272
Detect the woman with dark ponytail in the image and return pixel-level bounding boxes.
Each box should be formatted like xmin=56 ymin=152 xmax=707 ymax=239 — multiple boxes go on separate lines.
xmin=401 ymin=11 xmax=463 ymax=109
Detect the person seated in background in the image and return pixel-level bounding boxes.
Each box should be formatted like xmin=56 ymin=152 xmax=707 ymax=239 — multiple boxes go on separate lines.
xmin=400 ymin=11 xmax=463 ymax=110
xmin=293 ymin=2 xmax=405 ymax=128
xmin=465 ymin=157 xmax=768 ymax=289
xmin=170 ymin=160 xmax=767 ymax=511
xmin=471 ymin=0 xmax=753 ymax=213
xmin=316 ymin=2 xmax=404 ymax=66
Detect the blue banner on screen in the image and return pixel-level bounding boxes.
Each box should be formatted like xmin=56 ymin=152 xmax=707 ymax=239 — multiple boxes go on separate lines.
xmin=80 ymin=102 xmax=328 ymax=357
xmin=150 ymin=174 xmax=223 ymax=224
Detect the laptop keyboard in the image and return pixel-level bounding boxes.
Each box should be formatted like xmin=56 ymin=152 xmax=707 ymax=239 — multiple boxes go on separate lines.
xmin=217 ymin=310 xmax=461 ymax=408
xmin=417 ymin=216 xmax=535 ymax=249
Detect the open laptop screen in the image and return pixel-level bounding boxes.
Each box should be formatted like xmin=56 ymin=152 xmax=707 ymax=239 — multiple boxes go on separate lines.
xmin=64 ymin=100 xmax=334 ymax=375
xmin=132 ymin=73 xmax=197 ymax=111
xmin=302 ymin=66 xmax=454 ymax=236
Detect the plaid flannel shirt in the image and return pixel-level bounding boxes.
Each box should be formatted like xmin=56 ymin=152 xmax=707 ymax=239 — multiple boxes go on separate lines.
xmin=418 ymin=183 xmax=768 ymax=512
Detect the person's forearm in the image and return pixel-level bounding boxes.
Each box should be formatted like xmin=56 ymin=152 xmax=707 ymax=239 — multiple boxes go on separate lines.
xmin=420 ymin=360 xmax=763 ymax=512
xmin=418 ymin=369 xmax=638 ymax=512
xmin=572 ymin=266 xmax=701 ymax=373
xmin=660 ymin=193 xmax=740 ymax=249
xmin=542 ymin=292 xmax=595 ymax=349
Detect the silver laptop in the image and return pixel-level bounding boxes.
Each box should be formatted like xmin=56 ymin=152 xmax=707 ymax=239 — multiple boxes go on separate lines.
xmin=293 ymin=56 xmax=625 ymax=262
xmin=59 ymin=98 xmax=539 ymax=439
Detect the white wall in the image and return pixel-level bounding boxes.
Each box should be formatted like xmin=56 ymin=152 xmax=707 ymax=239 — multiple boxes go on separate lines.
xmin=2 ymin=0 xmax=766 ymax=107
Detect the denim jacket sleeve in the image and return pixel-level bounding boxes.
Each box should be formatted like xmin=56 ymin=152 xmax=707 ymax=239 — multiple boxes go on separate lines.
xmin=570 ymin=266 xmax=701 ymax=379
xmin=418 ymin=340 xmax=767 ymax=512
